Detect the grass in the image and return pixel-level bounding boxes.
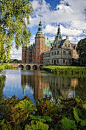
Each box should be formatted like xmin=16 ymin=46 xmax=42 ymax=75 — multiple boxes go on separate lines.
xmin=42 ymin=65 xmax=86 ymax=78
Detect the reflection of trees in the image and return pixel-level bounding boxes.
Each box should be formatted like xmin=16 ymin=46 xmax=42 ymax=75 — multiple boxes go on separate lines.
xmin=75 ymin=78 xmax=86 ymax=100
xmin=0 ymin=76 xmax=6 ymax=100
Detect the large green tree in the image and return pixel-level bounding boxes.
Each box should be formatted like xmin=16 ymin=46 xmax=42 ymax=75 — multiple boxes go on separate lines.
xmin=0 ymin=0 xmax=33 ymax=62
xmin=0 ymin=34 xmax=6 ymax=63
xmin=76 ymin=38 xmax=86 ymax=66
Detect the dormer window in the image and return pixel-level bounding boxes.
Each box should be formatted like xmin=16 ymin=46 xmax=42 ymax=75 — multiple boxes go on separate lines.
xmin=68 ymin=44 xmax=70 ymax=47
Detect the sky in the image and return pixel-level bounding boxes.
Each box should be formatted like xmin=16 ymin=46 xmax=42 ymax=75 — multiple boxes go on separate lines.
xmin=11 ymin=0 xmax=86 ymax=60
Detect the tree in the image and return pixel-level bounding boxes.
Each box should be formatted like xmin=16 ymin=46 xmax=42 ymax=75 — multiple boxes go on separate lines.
xmin=0 ymin=34 xmax=6 ymax=63
xmin=76 ymin=38 xmax=86 ymax=66
xmin=0 ymin=0 xmax=33 ymax=62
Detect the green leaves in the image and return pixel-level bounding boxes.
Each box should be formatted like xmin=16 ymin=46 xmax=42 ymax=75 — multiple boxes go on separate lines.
xmin=25 ymin=120 xmax=49 ymax=130
xmin=29 ymin=115 xmax=52 ymax=123
xmin=76 ymin=38 xmax=86 ymax=65
xmin=60 ymin=117 xmax=77 ymax=130
xmin=14 ymin=99 xmax=37 ymax=112
xmin=1 ymin=0 xmax=34 ymax=61
xmin=73 ymin=107 xmax=81 ymax=123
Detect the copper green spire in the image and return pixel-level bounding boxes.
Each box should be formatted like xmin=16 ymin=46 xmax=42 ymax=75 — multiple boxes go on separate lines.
xmin=56 ymin=23 xmax=62 ymax=40
xmin=36 ymin=15 xmax=44 ymax=35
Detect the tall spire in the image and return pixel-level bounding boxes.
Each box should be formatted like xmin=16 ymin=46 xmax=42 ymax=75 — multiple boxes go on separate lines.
xmin=36 ymin=15 xmax=44 ymax=35
xmin=56 ymin=23 xmax=62 ymax=40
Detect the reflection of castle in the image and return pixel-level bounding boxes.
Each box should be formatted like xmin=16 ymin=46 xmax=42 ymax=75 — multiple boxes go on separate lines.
xmin=71 ymin=78 xmax=78 ymax=89
xmin=49 ymin=76 xmax=72 ymax=98
xmin=21 ymin=70 xmax=79 ymax=99
xmin=21 ymin=71 xmax=51 ymax=99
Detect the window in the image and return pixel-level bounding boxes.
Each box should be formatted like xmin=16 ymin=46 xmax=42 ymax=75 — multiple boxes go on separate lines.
xmin=68 ymin=44 xmax=70 ymax=47
xmin=38 ymin=49 xmax=39 ymax=52
xmin=55 ymin=45 xmax=56 ymax=47
xmin=54 ymin=51 xmax=56 ymax=55
xmin=69 ymin=51 xmax=71 ymax=55
xmin=52 ymin=52 xmax=53 ymax=55
xmin=63 ymin=51 xmax=66 ymax=54
xmin=63 ymin=59 xmax=65 ymax=63
xmin=52 ymin=60 xmax=53 ymax=63
xmin=69 ymin=59 xmax=71 ymax=64
xmin=57 ymin=59 xmax=59 ymax=63
xmin=76 ymin=52 xmax=77 ymax=55
xmin=57 ymin=51 xmax=59 ymax=54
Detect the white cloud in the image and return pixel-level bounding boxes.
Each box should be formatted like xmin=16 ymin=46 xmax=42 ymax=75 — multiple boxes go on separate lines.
xmin=43 ymin=24 xmax=83 ymax=36
xmin=10 ymin=46 xmax=22 ymax=60
xmin=61 ymin=25 xmax=83 ymax=36
xmin=43 ymin=25 xmax=57 ymax=34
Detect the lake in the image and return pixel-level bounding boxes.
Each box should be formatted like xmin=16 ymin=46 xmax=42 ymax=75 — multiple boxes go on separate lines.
xmin=0 ymin=68 xmax=86 ymax=104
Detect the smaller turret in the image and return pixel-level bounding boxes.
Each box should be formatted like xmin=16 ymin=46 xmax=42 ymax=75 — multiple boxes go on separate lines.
xmin=56 ymin=24 xmax=62 ymax=40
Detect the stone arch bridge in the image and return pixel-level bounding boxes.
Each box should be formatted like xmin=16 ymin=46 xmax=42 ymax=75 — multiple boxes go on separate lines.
xmin=7 ymin=63 xmax=44 ymax=70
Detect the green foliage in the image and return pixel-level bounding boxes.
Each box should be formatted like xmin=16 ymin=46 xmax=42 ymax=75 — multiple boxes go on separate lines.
xmin=0 ymin=75 xmax=6 ymax=100
xmin=0 ymin=33 xmax=6 ymax=63
xmin=42 ymin=66 xmax=86 ymax=78
xmin=1 ymin=95 xmax=86 ymax=129
xmin=81 ymin=119 xmax=86 ymax=126
xmin=29 ymin=115 xmax=52 ymax=123
xmin=76 ymin=38 xmax=86 ymax=66
xmin=14 ymin=99 xmax=37 ymax=112
xmin=73 ymin=107 xmax=81 ymax=123
xmin=0 ymin=63 xmax=13 ymax=71
xmin=25 ymin=120 xmax=49 ymax=130
xmin=1 ymin=0 xmax=34 ymax=62
xmin=60 ymin=117 xmax=77 ymax=130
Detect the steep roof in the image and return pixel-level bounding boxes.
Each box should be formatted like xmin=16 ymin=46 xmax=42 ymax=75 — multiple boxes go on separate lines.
xmin=56 ymin=24 xmax=62 ymax=40
xmin=45 ymin=39 xmax=54 ymax=47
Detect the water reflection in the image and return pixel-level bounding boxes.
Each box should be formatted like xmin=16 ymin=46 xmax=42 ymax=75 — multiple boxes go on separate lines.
xmin=21 ymin=70 xmax=79 ymax=100
xmin=1 ymin=69 xmax=86 ymax=104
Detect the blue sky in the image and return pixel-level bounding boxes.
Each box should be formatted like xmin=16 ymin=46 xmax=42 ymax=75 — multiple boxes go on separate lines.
xmin=11 ymin=0 xmax=86 ymax=60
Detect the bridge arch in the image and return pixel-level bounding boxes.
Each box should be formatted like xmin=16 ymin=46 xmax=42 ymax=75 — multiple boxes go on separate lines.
xmin=39 ymin=65 xmax=43 ymax=68
xmin=33 ymin=65 xmax=37 ymax=70
xmin=26 ymin=65 xmax=31 ymax=70
xmin=18 ymin=64 xmax=24 ymax=70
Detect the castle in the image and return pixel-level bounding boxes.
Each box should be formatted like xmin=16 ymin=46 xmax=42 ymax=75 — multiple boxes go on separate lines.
xmin=22 ymin=20 xmax=79 ymax=65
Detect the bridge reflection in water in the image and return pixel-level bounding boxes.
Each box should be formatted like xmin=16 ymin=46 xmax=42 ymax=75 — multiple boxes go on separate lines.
xmin=7 ymin=63 xmax=44 ymax=70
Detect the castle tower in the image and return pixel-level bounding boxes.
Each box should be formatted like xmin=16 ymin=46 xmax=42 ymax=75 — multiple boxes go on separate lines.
xmin=35 ymin=19 xmax=45 ymax=64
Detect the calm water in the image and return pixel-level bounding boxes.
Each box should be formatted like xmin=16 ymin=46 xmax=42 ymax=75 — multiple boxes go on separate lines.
xmin=0 ymin=68 xmax=86 ymax=104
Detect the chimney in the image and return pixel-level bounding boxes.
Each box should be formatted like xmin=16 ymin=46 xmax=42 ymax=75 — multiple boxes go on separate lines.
xmin=47 ymin=37 xmax=49 ymax=40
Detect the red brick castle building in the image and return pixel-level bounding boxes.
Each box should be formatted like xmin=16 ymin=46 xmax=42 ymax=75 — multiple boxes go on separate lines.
xmin=22 ymin=20 xmax=79 ymax=64
xmin=22 ymin=20 xmax=54 ymax=64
